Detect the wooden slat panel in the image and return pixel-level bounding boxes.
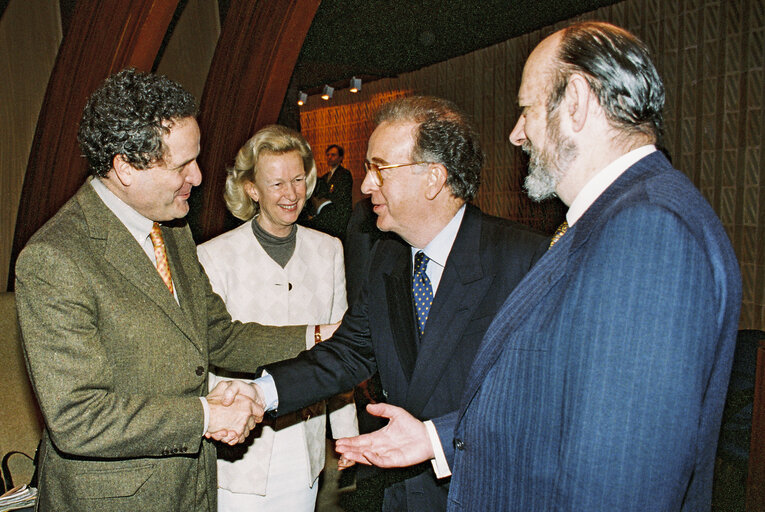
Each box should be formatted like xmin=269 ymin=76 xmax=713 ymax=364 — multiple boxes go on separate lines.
xmin=192 ymin=0 xmax=321 ymax=242
xmin=8 ymin=0 xmax=179 ymax=289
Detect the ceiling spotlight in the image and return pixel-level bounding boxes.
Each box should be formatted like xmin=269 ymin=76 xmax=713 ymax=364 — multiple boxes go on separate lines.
xmin=321 ymin=85 xmax=334 ymax=100
xmin=349 ymin=77 xmax=362 ymax=93
xmin=297 ymin=91 xmax=307 ymax=106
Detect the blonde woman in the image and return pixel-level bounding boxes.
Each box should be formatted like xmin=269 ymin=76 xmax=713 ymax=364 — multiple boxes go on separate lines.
xmin=197 ymin=125 xmax=357 ymax=511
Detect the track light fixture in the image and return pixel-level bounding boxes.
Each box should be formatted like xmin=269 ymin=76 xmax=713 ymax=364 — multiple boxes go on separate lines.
xmin=321 ymin=85 xmax=334 ymax=100
xmin=297 ymin=91 xmax=307 ymax=106
xmin=349 ymin=77 xmax=362 ymax=93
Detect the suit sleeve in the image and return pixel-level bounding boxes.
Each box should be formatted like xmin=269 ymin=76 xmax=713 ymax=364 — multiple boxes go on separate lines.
xmin=552 ymin=204 xmax=721 ymax=510
xmin=431 ymin=410 xmax=459 ymax=468
xmin=16 ymin=242 xmax=205 ymax=459
xmin=263 ymin=265 xmax=377 ymax=416
xmin=192 ymin=236 xmax=306 ymax=372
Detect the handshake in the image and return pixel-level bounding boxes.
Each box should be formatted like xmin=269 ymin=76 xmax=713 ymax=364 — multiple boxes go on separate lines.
xmin=204 ymin=380 xmax=265 ymax=445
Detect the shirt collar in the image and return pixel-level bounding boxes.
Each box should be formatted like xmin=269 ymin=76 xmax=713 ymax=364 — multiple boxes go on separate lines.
xmin=566 ymin=145 xmax=656 ymax=226
xmin=90 ymin=177 xmax=154 ymax=244
xmin=411 ymin=204 xmax=466 ymax=270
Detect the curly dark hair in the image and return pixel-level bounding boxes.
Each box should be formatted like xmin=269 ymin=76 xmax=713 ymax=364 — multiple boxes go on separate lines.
xmin=547 ymin=22 xmax=665 ymax=143
xmin=374 ymin=96 xmax=483 ymax=201
xmin=77 ymin=68 xmax=198 ymax=177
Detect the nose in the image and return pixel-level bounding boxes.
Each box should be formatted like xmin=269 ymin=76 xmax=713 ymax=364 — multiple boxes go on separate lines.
xmin=360 ymin=169 xmax=378 ymax=195
xmin=285 ymin=182 xmax=297 ymax=200
xmin=509 ymin=116 xmax=526 ymax=147
xmin=186 ymin=160 xmax=202 ymax=186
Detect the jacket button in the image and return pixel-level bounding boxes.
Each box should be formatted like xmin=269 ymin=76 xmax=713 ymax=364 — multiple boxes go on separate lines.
xmin=453 ymin=438 xmax=465 ymax=450
xmin=196 ymin=366 xmax=204 ymax=376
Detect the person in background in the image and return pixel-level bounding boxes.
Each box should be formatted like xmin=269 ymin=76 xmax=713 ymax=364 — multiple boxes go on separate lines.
xmin=335 ymin=21 xmax=742 ymax=512
xmin=300 ymin=144 xmax=353 ymax=239
xmin=197 ymin=125 xmax=357 ymax=511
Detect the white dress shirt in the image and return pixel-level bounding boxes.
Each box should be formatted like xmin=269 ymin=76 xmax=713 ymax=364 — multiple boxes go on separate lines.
xmin=566 ymin=145 xmax=656 ymax=226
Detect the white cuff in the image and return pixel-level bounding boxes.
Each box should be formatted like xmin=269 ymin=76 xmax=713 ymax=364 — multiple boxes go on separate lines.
xmin=199 ymin=396 xmax=210 ymax=434
xmin=255 ymin=372 xmax=279 ymax=411
xmin=305 ymin=326 xmax=315 ymax=349
xmin=425 ymin=420 xmax=452 ymax=478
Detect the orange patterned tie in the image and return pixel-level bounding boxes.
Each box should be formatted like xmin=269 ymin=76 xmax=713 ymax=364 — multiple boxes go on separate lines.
xmin=548 ymin=221 xmax=569 ymax=249
xmin=149 ymin=222 xmax=174 ymax=295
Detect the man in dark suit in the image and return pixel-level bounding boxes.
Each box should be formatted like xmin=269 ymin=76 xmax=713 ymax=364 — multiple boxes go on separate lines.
xmin=323 ymin=144 xmax=353 ymax=224
xmin=257 ymin=96 xmax=548 ymax=511
xmin=14 ymin=69 xmax=326 ymax=511
xmin=300 ymin=144 xmax=354 ymax=239
xmin=335 ymin=22 xmax=742 ymax=512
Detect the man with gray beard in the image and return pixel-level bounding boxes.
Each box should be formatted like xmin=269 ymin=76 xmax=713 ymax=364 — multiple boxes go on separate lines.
xmin=335 ymin=21 xmax=741 ymax=512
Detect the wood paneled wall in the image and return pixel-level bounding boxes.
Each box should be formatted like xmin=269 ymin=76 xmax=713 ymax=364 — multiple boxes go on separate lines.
xmin=7 ymin=0 xmax=180 ymax=290
xmin=0 ymin=0 xmax=61 ymax=293
xmin=298 ymin=0 xmax=764 ymax=330
xmin=0 ymin=0 xmax=318 ymax=288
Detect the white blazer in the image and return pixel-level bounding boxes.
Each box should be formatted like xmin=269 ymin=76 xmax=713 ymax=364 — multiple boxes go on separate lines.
xmin=197 ymin=220 xmax=357 ymax=495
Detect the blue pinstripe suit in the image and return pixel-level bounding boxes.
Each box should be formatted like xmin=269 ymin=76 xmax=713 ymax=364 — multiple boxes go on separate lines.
xmin=434 ymin=152 xmax=742 ymax=511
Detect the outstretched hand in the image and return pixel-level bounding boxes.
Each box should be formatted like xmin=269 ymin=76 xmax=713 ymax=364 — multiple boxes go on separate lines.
xmin=334 ymin=403 xmax=434 ymax=469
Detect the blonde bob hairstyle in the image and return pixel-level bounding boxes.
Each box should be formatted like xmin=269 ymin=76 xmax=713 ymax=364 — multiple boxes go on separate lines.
xmin=224 ymin=124 xmax=317 ymax=221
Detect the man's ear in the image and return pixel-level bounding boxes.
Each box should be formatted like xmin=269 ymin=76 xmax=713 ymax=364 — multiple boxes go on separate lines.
xmin=424 ymin=163 xmax=448 ymax=200
xmin=564 ymin=73 xmax=592 ymax=133
xmin=112 ymin=155 xmax=135 ymax=187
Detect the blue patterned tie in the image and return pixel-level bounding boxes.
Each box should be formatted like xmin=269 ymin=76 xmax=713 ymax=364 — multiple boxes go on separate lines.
xmin=412 ymin=251 xmax=434 ymax=335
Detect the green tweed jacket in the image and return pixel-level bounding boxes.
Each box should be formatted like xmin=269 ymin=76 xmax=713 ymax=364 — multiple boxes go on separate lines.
xmin=15 ymin=181 xmax=305 ymax=511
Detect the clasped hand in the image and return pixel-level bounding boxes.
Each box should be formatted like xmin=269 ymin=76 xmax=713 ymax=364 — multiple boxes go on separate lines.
xmin=205 ymin=380 xmax=265 ymax=445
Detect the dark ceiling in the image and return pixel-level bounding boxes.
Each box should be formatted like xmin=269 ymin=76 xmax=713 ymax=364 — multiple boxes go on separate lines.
xmin=286 ymin=0 xmax=621 ymax=94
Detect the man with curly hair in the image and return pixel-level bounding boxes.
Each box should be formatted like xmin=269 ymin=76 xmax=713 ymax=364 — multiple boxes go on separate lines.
xmin=14 ymin=68 xmax=326 ymax=511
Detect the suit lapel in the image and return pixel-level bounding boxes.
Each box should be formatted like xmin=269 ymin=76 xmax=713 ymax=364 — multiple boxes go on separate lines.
xmin=404 ymin=206 xmax=492 ymax=417
xmin=456 ymin=230 xmax=572 ymax=424
xmin=457 ymin=156 xmax=665 ymax=424
xmin=162 ymin=226 xmax=207 ymax=350
xmin=382 ymin=246 xmax=418 ymax=382
xmin=79 ymin=184 xmax=204 ymax=353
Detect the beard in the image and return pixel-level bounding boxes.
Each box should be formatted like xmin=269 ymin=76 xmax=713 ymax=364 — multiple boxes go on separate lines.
xmin=522 ymin=107 xmax=578 ymax=202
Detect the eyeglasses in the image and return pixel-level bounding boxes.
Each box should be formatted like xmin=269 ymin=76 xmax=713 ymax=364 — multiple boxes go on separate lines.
xmin=363 ymin=161 xmax=429 ymax=186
